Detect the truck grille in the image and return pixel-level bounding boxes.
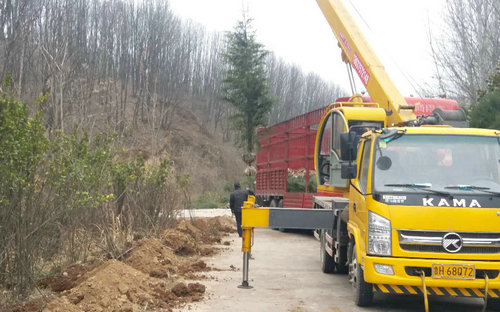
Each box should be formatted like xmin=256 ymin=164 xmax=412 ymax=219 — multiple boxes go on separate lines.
xmin=398 ymin=230 xmax=500 ymax=254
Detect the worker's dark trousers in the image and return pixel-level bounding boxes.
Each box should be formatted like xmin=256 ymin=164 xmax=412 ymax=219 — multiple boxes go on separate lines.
xmin=234 ymin=210 xmax=242 ymax=237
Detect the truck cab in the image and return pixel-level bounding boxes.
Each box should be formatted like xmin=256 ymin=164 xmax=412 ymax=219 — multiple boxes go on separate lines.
xmin=341 ymin=126 xmax=500 ymax=306
xmin=315 ymin=100 xmax=386 ymax=196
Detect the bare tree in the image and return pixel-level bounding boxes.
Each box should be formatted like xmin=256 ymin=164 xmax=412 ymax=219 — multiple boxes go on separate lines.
xmin=266 ymin=53 xmax=344 ymax=124
xmin=0 ymin=0 xmax=344 ymax=140
xmin=431 ymin=0 xmax=500 ymax=106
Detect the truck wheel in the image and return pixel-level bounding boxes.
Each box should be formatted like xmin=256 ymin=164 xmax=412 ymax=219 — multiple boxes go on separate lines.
xmin=256 ymin=196 xmax=264 ymax=207
xmin=348 ymin=245 xmax=373 ymax=306
xmin=320 ymin=230 xmax=335 ymax=273
xmin=335 ymin=245 xmax=348 ymax=274
xmin=488 ymin=298 xmax=500 ymax=311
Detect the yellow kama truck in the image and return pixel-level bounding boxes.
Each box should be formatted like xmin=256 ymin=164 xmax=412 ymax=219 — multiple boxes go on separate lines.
xmin=313 ymin=0 xmax=500 ymax=308
xmin=241 ymin=0 xmax=500 ymax=310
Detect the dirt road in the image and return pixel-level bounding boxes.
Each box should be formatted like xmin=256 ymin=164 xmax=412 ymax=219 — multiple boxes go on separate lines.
xmin=183 ymin=228 xmax=489 ymax=312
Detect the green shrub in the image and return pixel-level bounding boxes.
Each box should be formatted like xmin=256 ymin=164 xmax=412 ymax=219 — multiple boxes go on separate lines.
xmin=193 ymin=193 xmax=225 ymax=209
xmin=223 ymin=181 xmax=234 ymax=193
xmin=287 ymin=176 xmax=306 ymax=192
xmin=0 ymin=93 xmax=49 ymax=294
xmin=47 ymin=129 xmax=115 ymax=217
xmin=308 ymin=175 xmax=317 ymax=193
xmin=287 ymin=174 xmax=317 ymax=193
xmin=0 ymin=92 xmax=188 ymax=296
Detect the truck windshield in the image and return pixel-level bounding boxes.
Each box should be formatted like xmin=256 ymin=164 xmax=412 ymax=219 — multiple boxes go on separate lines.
xmin=373 ymin=135 xmax=500 ymax=193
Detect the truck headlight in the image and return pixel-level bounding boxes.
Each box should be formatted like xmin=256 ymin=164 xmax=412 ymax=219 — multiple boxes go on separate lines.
xmin=368 ymin=211 xmax=392 ymax=256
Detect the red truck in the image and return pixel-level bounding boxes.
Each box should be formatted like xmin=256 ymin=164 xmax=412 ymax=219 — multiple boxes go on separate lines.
xmin=255 ymin=96 xmax=460 ymax=210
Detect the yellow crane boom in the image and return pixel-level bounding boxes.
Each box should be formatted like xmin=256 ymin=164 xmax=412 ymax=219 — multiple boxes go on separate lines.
xmin=316 ymin=0 xmax=416 ymax=126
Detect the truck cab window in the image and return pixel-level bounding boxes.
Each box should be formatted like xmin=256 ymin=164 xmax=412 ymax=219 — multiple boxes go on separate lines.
xmin=332 ymin=113 xmax=345 ymax=152
xmin=358 ymin=139 xmax=372 ymax=194
xmin=317 ymin=111 xmax=350 ymax=188
xmin=330 ymin=112 xmax=349 ymax=187
xmin=373 ymin=135 xmax=500 ymax=193
xmin=318 ymin=113 xmax=332 ymax=185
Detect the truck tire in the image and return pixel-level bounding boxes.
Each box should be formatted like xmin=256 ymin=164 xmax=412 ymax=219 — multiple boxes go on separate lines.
xmin=488 ymin=298 xmax=500 ymax=311
xmin=349 ymin=245 xmax=373 ymax=306
xmin=256 ymin=196 xmax=264 ymax=207
xmin=335 ymin=245 xmax=348 ymax=274
xmin=320 ymin=230 xmax=335 ymax=273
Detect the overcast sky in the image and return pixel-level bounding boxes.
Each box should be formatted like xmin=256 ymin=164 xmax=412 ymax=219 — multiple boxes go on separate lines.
xmin=168 ymin=0 xmax=447 ymax=97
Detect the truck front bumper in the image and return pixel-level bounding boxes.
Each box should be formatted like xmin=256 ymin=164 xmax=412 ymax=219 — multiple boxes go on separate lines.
xmin=364 ymin=256 xmax=500 ymax=297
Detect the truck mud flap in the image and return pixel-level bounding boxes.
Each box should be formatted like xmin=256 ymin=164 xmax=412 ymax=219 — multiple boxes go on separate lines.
xmin=373 ymin=284 xmax=500 ymax=298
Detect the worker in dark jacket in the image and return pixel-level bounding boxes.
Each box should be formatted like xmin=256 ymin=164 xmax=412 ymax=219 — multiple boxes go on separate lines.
xmin=229 ymin=182 xmax=248 ymax=237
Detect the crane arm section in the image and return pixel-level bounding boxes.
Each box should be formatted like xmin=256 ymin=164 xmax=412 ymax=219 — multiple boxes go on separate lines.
xmin=316 ymin=0 xmax=416 ymax=125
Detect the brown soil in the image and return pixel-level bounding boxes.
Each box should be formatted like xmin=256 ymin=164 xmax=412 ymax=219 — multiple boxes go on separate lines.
xmin=161 ymin=217 xmax=234 ymax=257
xmin=125 ymin=238 xmax=179 ymax=278
xmin=37 ymin=264 xmax=90 ymax=293
xmin=7 ymin=298 xmax=53 ymax=312
xmin=6 ymin=216 xmax=236 ymax=312
xmin=44 ymin=260 xmax=173 ymax=312
xmin=126 ymin=105 xmax=245 ymax=198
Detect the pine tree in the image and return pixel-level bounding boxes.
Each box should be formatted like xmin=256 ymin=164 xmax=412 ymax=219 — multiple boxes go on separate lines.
xmin=221 ymin=18 xmax=275 ymax=156
xmin=470 ymin=64 xmax=500 ymax=129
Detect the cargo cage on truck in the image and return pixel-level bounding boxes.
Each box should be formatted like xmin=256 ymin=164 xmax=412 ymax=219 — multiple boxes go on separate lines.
xmin=254 ymin=96 xmax=459 ymax=210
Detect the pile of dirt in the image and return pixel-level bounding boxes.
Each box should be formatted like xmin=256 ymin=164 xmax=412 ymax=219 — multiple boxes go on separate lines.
xmin=43 ymin=260 xmax=208 ymax=312
xmin=37 ymin=264 xmax=89 ymax=293
xmin=171 ymin=282 xmax=205 ymax=301
xmin=189 ymin=217 xmax=235 ymax=242
xmin=123 ymin=237 xmax=213 ymax=279
xmin=28 ymin=216 xmax=235 ymax=312
xmin=162 ymin=227 xmax=199 ymax=256
xmin=162 ymin=217 xmax=235 ymax=257
xmin=44 ymin=260 xmax=169 ymax=312
xmin=124 ymin=238 xmax=179 ymax=278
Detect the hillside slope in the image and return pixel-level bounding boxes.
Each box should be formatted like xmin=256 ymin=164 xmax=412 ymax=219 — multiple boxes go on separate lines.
xmin=120 ymin=105 xmax=245 ymax=201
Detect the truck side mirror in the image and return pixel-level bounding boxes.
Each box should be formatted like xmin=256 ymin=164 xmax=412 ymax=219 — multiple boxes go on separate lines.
xmin=341 ymin=162 xmax=357 ymax=179
xmin=340 ymin=132 xmax=358 ymax=161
